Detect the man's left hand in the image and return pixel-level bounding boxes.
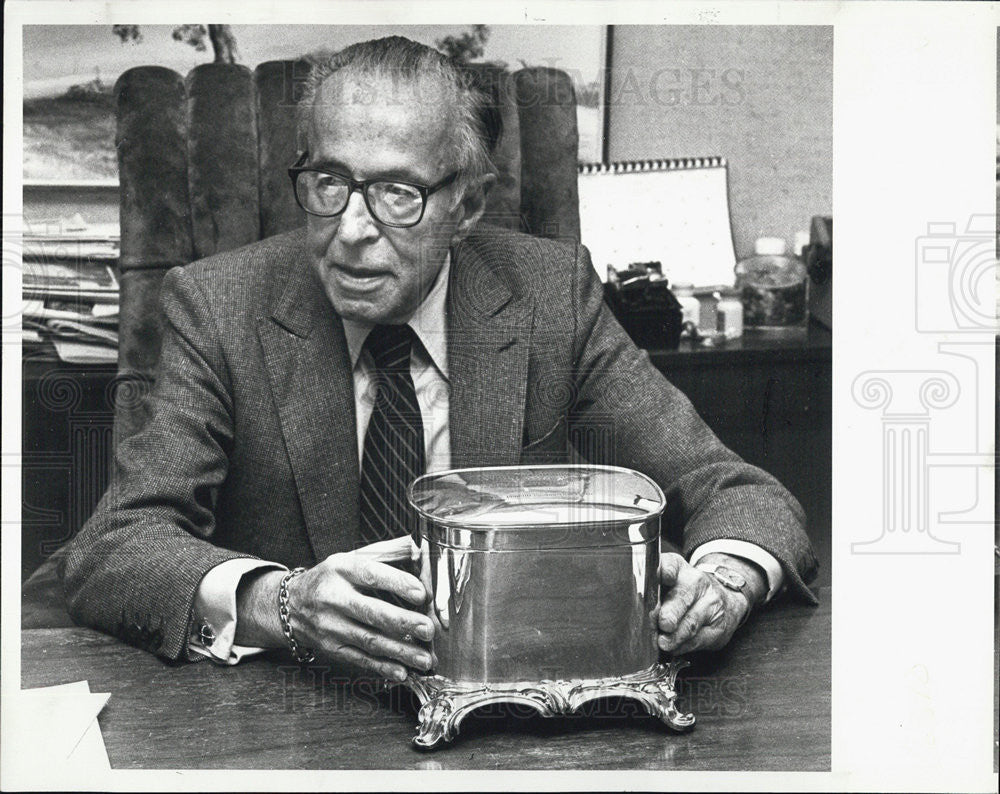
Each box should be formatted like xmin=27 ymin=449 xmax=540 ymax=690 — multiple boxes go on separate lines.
xmin=657 ymin=552 xmax=763 ymax=655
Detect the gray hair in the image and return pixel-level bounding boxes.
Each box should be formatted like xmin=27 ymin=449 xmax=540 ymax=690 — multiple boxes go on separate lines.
xmin=297 ymin=36 xmax=498 ymax=191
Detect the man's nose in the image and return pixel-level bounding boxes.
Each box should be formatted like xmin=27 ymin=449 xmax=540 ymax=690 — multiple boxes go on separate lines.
xmin=336 ymin=189 xmax=379 ymax=244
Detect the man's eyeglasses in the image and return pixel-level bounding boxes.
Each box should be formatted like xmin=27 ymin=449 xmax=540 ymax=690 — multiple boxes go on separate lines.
xmin=288 ymin=153 xmax=458 ymax=228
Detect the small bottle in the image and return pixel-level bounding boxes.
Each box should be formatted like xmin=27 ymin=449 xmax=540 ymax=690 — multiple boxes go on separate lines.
xmin=714 ymin=288 xmax=743 ymax=340
xmin=672 ymin=282 xmax=700 ymax=328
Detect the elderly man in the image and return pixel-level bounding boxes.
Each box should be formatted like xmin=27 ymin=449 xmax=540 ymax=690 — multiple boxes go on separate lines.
xmin=61 ymin=36 xmax=818 ymax=680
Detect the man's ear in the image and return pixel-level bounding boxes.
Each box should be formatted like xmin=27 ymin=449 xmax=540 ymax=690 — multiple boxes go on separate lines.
xmin=452 ymin=173 xmax=496 ymax=241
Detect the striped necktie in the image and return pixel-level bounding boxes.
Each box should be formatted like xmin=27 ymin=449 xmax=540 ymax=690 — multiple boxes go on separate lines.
xmin=358 ymin=324 xmax=426 ymax=545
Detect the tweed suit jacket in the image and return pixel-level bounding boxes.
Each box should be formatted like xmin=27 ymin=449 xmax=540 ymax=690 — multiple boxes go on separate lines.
xmin=61 ymin=224 xmax=819 ymax=660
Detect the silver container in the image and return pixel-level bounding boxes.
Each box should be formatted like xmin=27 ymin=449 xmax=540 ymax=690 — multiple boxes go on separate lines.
xmin=402 ymin=464 xmax=694 ymax=748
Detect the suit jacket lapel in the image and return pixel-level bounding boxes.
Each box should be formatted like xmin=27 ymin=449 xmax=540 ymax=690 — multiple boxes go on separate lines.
xmin=254 ymin=229 xmax=535 ymax=559
xmin=257 ymin=258 xmax=360 ymax=561
xmin=447 ymin=233 xmax=534 ymax=469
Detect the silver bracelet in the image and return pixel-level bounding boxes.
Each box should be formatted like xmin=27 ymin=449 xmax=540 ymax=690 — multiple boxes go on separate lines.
xmin=278 ymin=567 xmax=315 ymax=663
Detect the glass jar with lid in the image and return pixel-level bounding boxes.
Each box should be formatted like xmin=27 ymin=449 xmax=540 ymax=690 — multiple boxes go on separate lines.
xmin=735 ymin=237 xmax=809 ymax=334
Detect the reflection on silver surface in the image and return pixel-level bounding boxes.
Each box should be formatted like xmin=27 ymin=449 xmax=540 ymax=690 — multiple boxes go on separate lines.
xmin=406 ymin=662 xmax=694 ymax=749
xmin=408 ymin=465 xmax=665 ymax=682
xmin=400 ymin=465 xmax=688 ymax=747
xmin=422 ymin=535 xmax=660 ymax=682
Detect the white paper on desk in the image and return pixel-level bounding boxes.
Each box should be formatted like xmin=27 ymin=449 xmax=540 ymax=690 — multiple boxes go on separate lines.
xmin=578 ymin=159 xmax=738 ymax=288
xmin=6 ymin=681 xmax=111 ymax=777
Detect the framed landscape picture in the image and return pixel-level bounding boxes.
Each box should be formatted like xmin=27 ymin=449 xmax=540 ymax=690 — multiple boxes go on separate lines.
xmin=22 ymin=23 xmax=608 ymax=183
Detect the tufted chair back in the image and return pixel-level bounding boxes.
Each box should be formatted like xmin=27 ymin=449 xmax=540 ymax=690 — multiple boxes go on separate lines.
xmin=113 ymin=60 xmax=582 ymax=442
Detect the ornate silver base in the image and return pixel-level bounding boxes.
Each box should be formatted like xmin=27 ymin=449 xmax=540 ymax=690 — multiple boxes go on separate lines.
xmin=399 ymin=661 xmax=695 ymax=749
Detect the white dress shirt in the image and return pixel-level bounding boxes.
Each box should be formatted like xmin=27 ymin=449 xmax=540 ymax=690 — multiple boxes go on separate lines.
xmin=188 ymin=254 xmax=783 ymax=663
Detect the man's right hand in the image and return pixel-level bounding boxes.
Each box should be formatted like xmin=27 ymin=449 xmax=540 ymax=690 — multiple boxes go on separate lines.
xmin=235 ymin=537 xmax=435 ymax=682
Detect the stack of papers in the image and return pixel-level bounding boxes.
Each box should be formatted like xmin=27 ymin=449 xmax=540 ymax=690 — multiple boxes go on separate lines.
xmin=23 ymin=299 xmax=119 ymax=363
xmin=21 ymin=215 xmax=120 ymax=363
xmin=3 ymin=681 xmax=111 ymax=785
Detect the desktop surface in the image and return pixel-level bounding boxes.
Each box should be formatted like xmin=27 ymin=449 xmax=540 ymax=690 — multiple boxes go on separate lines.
xmin=21 ymin=586 xmax=830 ymax=771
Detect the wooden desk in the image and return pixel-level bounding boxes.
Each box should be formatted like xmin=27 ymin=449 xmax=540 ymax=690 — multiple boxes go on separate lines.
xmin=21 ymin=588 xmax=829 ymax=770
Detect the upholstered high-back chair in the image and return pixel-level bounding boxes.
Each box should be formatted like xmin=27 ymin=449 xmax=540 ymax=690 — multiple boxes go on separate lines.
xmin=113 ymin=59 xmax=582 ymax=442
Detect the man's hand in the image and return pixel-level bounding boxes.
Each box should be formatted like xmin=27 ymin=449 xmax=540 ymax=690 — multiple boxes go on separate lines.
xmin=657 ymin=552 xmax=764 ymax=655
xmin=236 ymin=537 xmax=434 ymax=682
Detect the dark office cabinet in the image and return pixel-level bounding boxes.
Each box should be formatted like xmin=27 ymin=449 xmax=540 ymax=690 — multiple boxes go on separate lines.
xmin=21 ymin=353 xmax=117 ymax=580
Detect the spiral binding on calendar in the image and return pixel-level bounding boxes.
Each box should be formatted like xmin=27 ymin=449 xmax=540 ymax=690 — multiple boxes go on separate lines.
xmin=578 ymin=157 xmax=727 ymax=175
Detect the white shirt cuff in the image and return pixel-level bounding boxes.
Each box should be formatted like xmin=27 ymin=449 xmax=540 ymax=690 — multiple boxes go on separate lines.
xmin=689 ymin=540 xmax=785 ymax=602
xmin=187 ymin=558 xmax=287 ymax=665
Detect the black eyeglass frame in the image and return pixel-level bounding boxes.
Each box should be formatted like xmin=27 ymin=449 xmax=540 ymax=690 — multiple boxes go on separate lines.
xmin=288 ymin=152 xmax=459 ymax=228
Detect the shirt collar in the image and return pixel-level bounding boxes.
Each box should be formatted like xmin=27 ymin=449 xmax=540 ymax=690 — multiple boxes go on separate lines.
xmin=341 ymin=253 xmax=450 ymax=378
